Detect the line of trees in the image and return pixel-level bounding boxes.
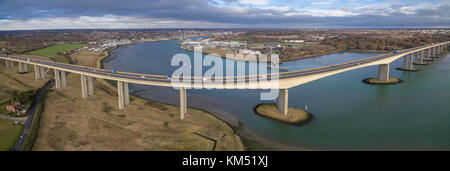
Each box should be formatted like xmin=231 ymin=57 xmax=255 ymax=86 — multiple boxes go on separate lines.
xmin=321 ymin=34 xmax=450 ymax=51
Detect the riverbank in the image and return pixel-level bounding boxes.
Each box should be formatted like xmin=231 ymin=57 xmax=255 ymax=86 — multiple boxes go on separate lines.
xmin=181 ymin=45 xmax=385 ymax=63
xmin=182 ymin=47 xmax=267 ymax=63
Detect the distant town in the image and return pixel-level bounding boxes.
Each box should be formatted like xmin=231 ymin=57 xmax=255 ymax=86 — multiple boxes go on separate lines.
xmin=2 ymin=29 xmax=449 ymax=62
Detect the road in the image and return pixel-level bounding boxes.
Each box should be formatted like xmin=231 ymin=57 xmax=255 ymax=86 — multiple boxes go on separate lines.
xmin=11 ymin=80 xmax=54 ymax=151
xmin=1 ymin=42 xmax=447 ymax=85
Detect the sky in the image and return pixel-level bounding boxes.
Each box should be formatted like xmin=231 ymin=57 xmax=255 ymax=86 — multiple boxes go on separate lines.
xmin=0 ymin=0 xmax=449 ymax=30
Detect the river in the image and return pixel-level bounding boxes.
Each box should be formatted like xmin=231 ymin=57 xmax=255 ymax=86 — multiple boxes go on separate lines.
xmin=103 ymin=40 xmax=450 ymax=150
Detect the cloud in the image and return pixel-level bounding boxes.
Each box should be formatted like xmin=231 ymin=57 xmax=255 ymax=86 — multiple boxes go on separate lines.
xmin=0 ymin=0 xmax=448 ymax=30
xmin=311 ymin=0 xmax=336 ymax=5
xmin=239 ymin=0 xmax=270 ymax=5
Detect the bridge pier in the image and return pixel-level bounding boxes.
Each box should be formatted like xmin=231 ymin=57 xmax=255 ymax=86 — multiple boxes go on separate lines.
xmin=416 ymin=52 xmax=420 ymax=62
xmin=424 ymin=48 xmax=433 ymax=61
xmin=438 ymin=46 xmax=443 ymax=55
xmin=431 ymin=47 xmax=439 ymax=58
xmin=409 ymin=54 xmax=413 ymax=68
xmin=364 ymin=64 xmax=401 ymax=84
xmin=421 ymin=51 xmax=425 ymax=63
xmin=413 ymin=51 xmax=427 ymax=65
xmin=5 ymin=60 xmax=10 ymax=68
xmin=53 ymin=69 xmax=66 ymax=88
xmin=55 ymin=69 xmax=61 ymax=88
xmin=34 ymin=66 xmax=40 ymax=80
xmin=180 ymin=87 xmax=187 ymax=119
xmin=61 ymin=71 xmax=66 ymax=88
xmin=378 ymin=64 xmax=389 ymax=81
xmin=124 ymin=82 xmax=129 ymax=106
xmin=88 ymin=76 xmax=94 ymax=96
xmin=40 ymin=66 xmax=46 ymax=79
xmin=402 ymin=56 xmax=408 ymax=68
xmin=117 ymin=81 xmax=129 ymax=109
xmin=396 ymin=54 xmax=418 ymax=72
xmin=23 ymin=63 xmax=28 ymax=72
xmin=18 ymin=62 xmax=23 ymax=73
xmin=81 ymin=75 xmax=88 ymax=98
xmin=278 ymin=89 xmax=289 ymax=115
xmin=17 ymin=62 xmax=28 ymax=73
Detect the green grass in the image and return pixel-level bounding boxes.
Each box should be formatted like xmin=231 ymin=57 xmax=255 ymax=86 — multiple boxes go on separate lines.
xmin=0 ymin=118 xmax=23 ymax=151
xmin=29 ymin=44 xmax=88 ymax=63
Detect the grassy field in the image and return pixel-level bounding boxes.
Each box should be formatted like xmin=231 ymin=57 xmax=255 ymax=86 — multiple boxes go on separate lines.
xmin=0 ymin=60 xmax=49 ymax=103
xmin=0 ymin=119 xmax=23 ymax=151
xmin=0 ymin=60 xmax=50 ymax=151
xmin=29 ymin=44 xmax=88 ymax=63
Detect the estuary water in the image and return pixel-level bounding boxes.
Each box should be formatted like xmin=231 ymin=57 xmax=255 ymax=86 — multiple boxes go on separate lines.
xmin=103 ymin=40 xmax=450 ymax=150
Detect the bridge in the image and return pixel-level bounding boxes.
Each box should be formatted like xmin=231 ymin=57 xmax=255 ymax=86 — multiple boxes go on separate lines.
xmin=1 ymin=42 xmax=449 ymax=119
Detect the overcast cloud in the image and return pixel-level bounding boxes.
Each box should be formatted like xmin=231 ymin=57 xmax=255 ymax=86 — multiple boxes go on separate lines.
xmin=0 ymin=0 xmax=449 ymax=30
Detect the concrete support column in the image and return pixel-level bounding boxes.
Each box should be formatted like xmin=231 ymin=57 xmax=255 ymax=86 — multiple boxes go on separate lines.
xmin=87 ymin=76 xmax=94 ymax=96
xmin=124 ymin=82 xmax=130 ymax=106
xmin=34 ymin=66 xmax=40 ymax=80
xmin=5 ymin=60 xmax=10 ymax=68
xmin=10 ymin=61 xmax=14 ymax=67
xmin=23 ymin=63 xmax=28 ymax=72
xmin=40 ymin=67 xmax=46 ymax=79
xmin=402 ymin=56 xmax=408 ymax=68
xmin=413 ymin=52 xmax=417 ymax=63
xmin=54 ymin=69 xmax=61 ymax=89
xmin=81 ymin=75 xmax=88 ymax=99
xmin=428 ymin=48 xmax=432 ymax=59
xmin=61 ymin=71 xmax=66 ymax=88
xmin=420 ymin=50 xmax=424 ymax=63
xmin=378 ymin=64 xmax=389 ymax=82
xmin=117 ymin=81 xmax=125 ymax=109
xmin=180 ymin=87 xmax=187 ymax=119
xmin=408 ymin=54 xmax=413 ymax=69
xmin=18 ymin=62 xmax=23 ymax=73
xmin=117 ymin=81 xmax=129 ymax=109
xmin=278 ymin=89 xmax=289 ymax=115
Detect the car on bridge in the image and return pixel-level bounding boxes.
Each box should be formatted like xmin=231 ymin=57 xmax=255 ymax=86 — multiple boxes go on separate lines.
xmin=394 ymin=50 xmax=399 ymax=54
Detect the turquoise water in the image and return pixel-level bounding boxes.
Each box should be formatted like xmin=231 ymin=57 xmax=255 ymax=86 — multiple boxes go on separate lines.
xmin=103 ymin=40 xmax=450 ymax=150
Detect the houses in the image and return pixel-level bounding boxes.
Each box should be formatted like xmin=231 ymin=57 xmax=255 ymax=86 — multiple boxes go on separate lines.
xmin=239 ymin=49 xmax=261 ymax=55
xmin=5 ymin=101 xmax=29 ymax=116
xmin=283 ymin=40 xmax=305 ymax=43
